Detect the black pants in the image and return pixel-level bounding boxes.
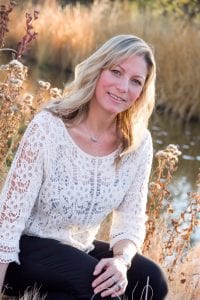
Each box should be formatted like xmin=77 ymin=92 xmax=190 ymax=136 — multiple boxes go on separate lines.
xmin=4 ymin=236 xmax=168 ymax=300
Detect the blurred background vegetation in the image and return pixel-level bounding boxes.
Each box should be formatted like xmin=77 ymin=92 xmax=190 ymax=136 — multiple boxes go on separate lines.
xmin=1 ymin=0 xmax=200 ymax=120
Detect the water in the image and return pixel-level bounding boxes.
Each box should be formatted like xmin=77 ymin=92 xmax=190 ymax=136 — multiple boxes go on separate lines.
xmin=150 ymin=113 xmax=200 ymax=244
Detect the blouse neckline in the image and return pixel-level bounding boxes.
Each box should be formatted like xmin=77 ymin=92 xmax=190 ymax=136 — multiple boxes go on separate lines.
xmin=57 ymin=116 xmax=120 ymax=160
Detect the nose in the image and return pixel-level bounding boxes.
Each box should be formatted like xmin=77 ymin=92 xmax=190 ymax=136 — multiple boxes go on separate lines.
xmin=116 ymin=77 xmax=129 ymax=93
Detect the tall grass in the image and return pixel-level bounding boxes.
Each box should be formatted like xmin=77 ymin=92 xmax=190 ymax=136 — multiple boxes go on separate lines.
xmin=3 ymin=0 xmax=200 ymax=120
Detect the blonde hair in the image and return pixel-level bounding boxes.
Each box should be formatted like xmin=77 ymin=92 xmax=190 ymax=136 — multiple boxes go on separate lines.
xmin=46 ymin=34 xmax=156 ymax=162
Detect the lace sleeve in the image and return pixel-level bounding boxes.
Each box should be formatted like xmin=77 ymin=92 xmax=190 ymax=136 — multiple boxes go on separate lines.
xmin=110 ymin=131 xmax=153 ymax=251
xmin=0 ymin=115 xmax=45 ymax=263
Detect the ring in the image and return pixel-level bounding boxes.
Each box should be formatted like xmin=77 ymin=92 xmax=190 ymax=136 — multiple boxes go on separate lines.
xmin=116 ymin=282 xmax=123 ymax=290
xmin=112 ymin=278 xmax=117 ymax=285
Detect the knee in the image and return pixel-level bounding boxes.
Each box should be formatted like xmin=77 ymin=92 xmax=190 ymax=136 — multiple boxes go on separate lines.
xmin=150 ymin=262 xmax=168 ymax=298
xmin=128 ymin=254 xmax=169 ymax=299
xmin=142 ymin=259 xmax=168 ymax=299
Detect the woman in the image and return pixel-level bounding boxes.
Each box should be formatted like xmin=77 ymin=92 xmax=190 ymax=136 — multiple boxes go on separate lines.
xmin=0 ymin=35 xmax=168 ymax=299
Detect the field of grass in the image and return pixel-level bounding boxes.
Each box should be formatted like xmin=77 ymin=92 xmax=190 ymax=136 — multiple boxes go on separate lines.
xmin=0 ymin=1 xmax=200 ymax=299
xmin=3 ymin=0 xmax=200 ymax=121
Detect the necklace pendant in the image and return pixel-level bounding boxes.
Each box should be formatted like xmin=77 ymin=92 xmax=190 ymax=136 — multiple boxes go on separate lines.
xmin=90 ymin=136 xmax=98 ymax=143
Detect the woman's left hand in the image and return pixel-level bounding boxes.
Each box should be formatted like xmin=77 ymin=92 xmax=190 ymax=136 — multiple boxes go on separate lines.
xmin=92 ymin=257 xmax=128 ymax=298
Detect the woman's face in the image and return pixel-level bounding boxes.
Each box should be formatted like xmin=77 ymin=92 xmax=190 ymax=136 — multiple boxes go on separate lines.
xmin=92 ymin=54 xmax=148 ymax=117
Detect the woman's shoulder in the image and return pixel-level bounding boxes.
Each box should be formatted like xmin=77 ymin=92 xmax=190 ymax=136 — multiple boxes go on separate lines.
xmin=141 ymin=128 xmax=153 ymax=147
xmin=133 ymin=129 xmax=152 ymax=153
xmin=31 ymin=109 xmax=62 ymax=132
xmin=33 ymin=109 xmax=59 ymax=123
xmin=122 ymin=129 xmax=152 ymax=163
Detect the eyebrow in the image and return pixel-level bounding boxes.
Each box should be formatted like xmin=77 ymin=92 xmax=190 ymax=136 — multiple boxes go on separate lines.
xmin=116 ymin=64 xmax=146 ymax=80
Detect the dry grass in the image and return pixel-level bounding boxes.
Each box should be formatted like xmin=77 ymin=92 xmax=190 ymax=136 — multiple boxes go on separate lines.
xmin=143 ymin=145 xmax=200 ymax=299
xmin=0 ymin=60 xmax=63 ymax=188
xmin=2 ymin=0 xmax=200 ymax=120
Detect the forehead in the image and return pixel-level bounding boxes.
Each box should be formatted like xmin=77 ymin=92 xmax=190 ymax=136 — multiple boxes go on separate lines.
xmin=114 ymin=55 xmax=148 ymax=77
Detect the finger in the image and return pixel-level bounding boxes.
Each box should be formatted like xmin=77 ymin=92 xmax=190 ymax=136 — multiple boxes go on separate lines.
xmin=93 ymin=275 xmax=119 ymax=294
xmin=101 ymin=280 xmax=127 ymax=298
xmin=92 ymin=268 xmax=114 ymax=288
xmin=101 ymin=282 xmax=124 ymax=298
xmin=93 ymin=259 xmax=109 ymax=275
xmin=93 ymin=259 xmax=108 ymax=276
xmin=111 ymin=281 xmax=127 ymax=297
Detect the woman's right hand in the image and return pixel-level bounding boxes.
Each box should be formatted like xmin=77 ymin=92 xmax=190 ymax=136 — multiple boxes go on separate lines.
xmin=92 ymin=257 xmax=128 ymax=298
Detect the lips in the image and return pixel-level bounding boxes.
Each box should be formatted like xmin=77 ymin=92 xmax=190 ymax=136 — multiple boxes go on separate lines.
xmin=108 ymin=92 xmax=127 ymax=102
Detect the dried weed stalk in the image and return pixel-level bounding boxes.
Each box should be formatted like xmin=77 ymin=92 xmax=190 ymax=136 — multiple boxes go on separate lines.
xmin=0 ymin=0 xmax=16 ymax=48
xmin=0 ymin=60 xmax=30 ymax=176
xmin=35 ymin=80 xmax=62 ymax=107
xmin=143 ymin=145 xmax=200 ymax=299
xmin=143 ymin=144 xmax=182 ymax=253
xmin=0 ymin=2 xmax=40 ymax=185
xmin=16 ymin=10 xmax=39 ymax=59
xmin=0 ymin=62 xmax=63 ymax=188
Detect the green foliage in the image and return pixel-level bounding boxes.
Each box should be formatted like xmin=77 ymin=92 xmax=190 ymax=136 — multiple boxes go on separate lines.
xmin=131 ymin=0 xmax=200 ymax=22
xmin=158 ymin=0 xmax=200 ymax=20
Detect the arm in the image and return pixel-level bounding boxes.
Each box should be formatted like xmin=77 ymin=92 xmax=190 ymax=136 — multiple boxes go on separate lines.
xmin=110 ymin=131 xmax=153 ymax=256
xmin=0 ymin=113 xmax=46 ymax=264
xmin=113 ymin=239 xmax=137 ymax=269
xmin=92 ymin=131 xmax=153 ymax=297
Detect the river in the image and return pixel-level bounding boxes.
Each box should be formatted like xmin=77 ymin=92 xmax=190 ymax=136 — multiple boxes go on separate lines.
xmin=150 ymin=113 xmax=200 ymax=244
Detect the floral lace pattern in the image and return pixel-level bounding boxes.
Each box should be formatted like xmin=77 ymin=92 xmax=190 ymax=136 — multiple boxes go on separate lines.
xmin=0 ymin=110 xmax=153 ymax=263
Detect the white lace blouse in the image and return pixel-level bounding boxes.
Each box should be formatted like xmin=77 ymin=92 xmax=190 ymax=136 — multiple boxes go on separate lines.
xmin=0 ymin=110 xmax=153 ymax=264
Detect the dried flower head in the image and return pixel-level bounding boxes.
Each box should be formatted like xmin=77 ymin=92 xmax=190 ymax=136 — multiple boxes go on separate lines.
xmin=38 ymin=80 xmax=51 ymax=90
xmin=50 ymin=87 xmax=62 ymax=98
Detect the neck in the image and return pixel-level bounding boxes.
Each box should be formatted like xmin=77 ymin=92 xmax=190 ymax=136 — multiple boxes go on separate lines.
xmin=82 ymin=104 xmax=118 ymax=144
xmin=85 ymin=102 xmax=117 ymax=134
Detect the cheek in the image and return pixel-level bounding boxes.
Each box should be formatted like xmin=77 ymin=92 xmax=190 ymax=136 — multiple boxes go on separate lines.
xmin=130 ymin=86 xmax=143 ymax=99
xmin=95 ymin=75 xmax=109 ymax=99
xmin=98 ymin=71 xmax=113 ymax=89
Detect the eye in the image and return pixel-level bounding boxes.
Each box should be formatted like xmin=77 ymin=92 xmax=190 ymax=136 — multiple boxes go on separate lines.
xmin=131 ymin=79 xmax=142 ymax=86
xmin=111 ymin=69 xmax=121 ymax=76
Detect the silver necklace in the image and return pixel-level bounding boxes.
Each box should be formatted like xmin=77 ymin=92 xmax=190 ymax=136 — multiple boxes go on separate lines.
xmin=84 ymin=123 xmax=106 ymax=143
xmin=90 ymin=136 xmax=98 ymax=143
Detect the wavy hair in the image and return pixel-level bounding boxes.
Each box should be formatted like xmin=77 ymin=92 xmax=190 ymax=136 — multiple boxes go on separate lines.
xmin=46 ymin=34 xmax=156 ymax=162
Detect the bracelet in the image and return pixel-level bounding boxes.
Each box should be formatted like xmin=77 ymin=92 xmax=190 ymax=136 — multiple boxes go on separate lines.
xmin=114 ymin=252 xmax=132 ymax=269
